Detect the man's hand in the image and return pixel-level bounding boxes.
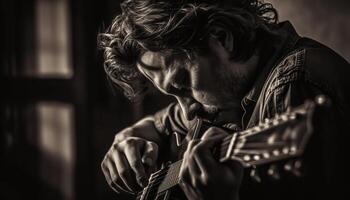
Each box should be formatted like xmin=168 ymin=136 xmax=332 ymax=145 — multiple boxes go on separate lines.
xmin=179 ymin=127 xmax=244 ymax=200
xmin=101 ymin=126 xmax=159 ymax=194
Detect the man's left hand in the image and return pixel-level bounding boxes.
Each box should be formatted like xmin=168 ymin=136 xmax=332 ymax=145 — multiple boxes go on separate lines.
xmin=179 ymin=127 xmax=244 ymax=200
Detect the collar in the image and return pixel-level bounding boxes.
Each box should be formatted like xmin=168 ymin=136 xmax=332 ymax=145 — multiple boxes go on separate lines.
xmin=244 ymin=21 xmax=301 ymax=103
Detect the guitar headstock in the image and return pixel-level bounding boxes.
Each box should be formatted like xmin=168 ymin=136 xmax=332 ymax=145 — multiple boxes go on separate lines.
xmin=221 ymin=95 xmax=328 ymax=168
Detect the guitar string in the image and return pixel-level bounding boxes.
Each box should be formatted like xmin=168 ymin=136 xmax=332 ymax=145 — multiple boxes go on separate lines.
xmin=145 ymin=138 xmax=235 ymax=191
xmin=148 ymin=134 xmax=237 ymax=182
xmin=145 ymin=134 xmax=235 ymax=185
xmin=147 ymin=159 xmax=181 ymax=180
xmin=240 ymin=142 xmax=286 ymax=149
xmin=144 ymin=132 xmax=233 ymax=184
xmin=144 ymin=110 xmax=309 ymax=194
xmin=149 ymin=161 xmax=183 ymax=185
xmin=148 ymin=138 xmax=233 ymax=186
xmin=145 ymin=135 xmax=288 ymax=192
xmin=145 ymin=124 xmax=285 ymax=190
xmin=145 ymin=160 xmax=183 ymax=195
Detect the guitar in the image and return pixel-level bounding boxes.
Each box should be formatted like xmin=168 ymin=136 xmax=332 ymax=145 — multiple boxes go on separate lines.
xmin=137 ymin=95 xmax=328 ymax=200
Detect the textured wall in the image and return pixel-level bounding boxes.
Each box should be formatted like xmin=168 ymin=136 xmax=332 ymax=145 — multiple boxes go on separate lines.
xmin=269 ymin=0 xmax=350 ymax=62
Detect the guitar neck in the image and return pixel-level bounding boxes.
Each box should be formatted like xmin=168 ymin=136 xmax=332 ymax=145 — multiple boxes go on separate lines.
xmin=141 ymin=97 xmax=321 ymax=199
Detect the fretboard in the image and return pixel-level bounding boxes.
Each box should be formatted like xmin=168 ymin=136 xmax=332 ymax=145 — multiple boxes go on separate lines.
xmin=148 ymin=134 xmax=234 ymax=194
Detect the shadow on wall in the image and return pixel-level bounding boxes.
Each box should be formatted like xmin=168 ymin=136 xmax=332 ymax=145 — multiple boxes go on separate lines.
xmin=269 ymin=0 xmax=350 ymax=62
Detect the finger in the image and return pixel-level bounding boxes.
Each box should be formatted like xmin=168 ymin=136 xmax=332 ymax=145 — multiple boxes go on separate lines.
xmin=104 ymin=157 xmax=131 ymax=194
xmin=201 ymin=127 xmax=228 ymax=140
xmin=179 ymin=155 xmax=190 ymax=184
xmin=111 ymin=149 xmax=139 ymax=191
xmin=179 ymin=154 xmax=192 ymax=189
xmin=124 ymin=145 xmax=148 ymax=187
xmin=224 ymin=159 xmax=244 ymax=181
xmin=192 ymin=138 xmax=223 ymax=173
xmin=179 ymin=179 xmax=199 ymax=200
xmin=185 ymin=141 xmax=202 ymax=180
xmin=180 ymin=140 xmax=202 ymax=189
xmin=101 ymin=157 xmax=113 ymax=186
xmin=142 ymin=141 xmax=158 ymax=167
xmin=188 ymin=157 xmax=202 ymax=187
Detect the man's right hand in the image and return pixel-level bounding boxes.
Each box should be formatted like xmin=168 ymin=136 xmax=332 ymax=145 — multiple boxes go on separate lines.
xmin=101 ymin=127 xmax=159 ymax=194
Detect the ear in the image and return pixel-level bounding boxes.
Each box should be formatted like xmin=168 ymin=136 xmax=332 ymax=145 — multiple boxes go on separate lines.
xmin=209 ymin=26 xmax=234 ymax=53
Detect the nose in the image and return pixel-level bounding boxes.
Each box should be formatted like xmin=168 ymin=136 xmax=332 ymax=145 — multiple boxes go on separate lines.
xmin=162 ymin=67 xmax=191 ymax=96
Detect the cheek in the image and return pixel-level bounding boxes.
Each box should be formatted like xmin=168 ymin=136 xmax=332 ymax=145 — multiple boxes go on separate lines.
xmin=189 ymin=63 xmax=230 ymax=104
xmin=190 ymin=70 xmax=223 ymax=99
xmin=192 ymin=90 xmax=219 ymax=105
xmin=148 ymin=74 xmax=166 ymax=93
xmin=137 ymin=66 xmax=164 ymax=92
xmin=190 ymin=61 xmax=215 ymax=90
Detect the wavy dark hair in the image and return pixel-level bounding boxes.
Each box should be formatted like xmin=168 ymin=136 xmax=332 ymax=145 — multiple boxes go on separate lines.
xmin=98 ymin=0 xmax=278 ymax=100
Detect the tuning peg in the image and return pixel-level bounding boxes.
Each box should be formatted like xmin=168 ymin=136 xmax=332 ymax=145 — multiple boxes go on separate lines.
xmin=267 ymin=164 xmax=281 ymax=180
xmin=259 ymin=120 xmax=269 ymax=129
xmin=264 ymin=118 xmax=271 ymax=124
xmin=291 ymin=159 xmax=303 ymax=177
xmin=281 ymin=113 xmax=289 ymax=121
xmin=284 ymin=159 xmax=303 ymax=177
xmin=283 ymin=160 xmax=293 ymax=172
xmin=250 ymin=166 xmax=262 ymax=183
xmin=315 ymin=95 xmax=330 ymax=106
xmin=288 ymin=112 xmax=297 ymax=120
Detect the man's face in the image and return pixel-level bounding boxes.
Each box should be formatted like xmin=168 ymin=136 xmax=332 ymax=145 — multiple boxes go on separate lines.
xmin=136 ymin=37 xmax=257 ymax=122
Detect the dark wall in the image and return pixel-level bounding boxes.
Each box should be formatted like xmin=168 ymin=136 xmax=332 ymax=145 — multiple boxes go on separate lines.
xmin=270 ymin=0 xmax=350 ymax=62
xmin=1 ymin=1 xmax=349 ymax=200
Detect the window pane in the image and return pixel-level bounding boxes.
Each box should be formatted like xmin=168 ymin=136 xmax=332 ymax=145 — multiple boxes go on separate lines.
xmin=36 ymin=102 xmax=75 ymax=200
xmin=1 ymin=102 xmax=75 ymax=200
xmin=35 ymin=0 xmax=73 ymax=78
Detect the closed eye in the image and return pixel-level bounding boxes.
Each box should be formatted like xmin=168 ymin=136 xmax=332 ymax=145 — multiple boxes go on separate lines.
xmin=138 ymin=59 xmax=162 ymax=71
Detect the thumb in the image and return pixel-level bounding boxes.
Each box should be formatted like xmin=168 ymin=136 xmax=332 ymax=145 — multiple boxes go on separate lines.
xmin=224 ymin=159 xmax=244 ymax=184
xmin=201 ymin=127 xmax=228 ymax=141
xmin=142 ymin=141 xmax=158 ymax=167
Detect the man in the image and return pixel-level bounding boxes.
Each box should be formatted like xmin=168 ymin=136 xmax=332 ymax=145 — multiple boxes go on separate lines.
xmin=98 ymin=0 xmax=350 ymax=199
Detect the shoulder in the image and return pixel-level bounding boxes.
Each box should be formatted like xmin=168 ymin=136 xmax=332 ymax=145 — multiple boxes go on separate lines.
xmin=266 ymin=38 xmax=350 ymax=99
xmin=255 ymin=38 xmax=350 ymax=119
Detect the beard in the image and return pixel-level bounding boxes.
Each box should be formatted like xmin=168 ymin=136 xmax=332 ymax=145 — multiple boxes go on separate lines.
xmin=195 ymin=63 xmax=255 ymax=123
xmin=193 ymin=76 xmax=249 ymax=122
xmin=215 ymin=64 xmax=253 ymax=106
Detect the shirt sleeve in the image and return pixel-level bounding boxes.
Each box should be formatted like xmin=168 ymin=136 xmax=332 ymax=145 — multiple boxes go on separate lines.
xmin=153 ymin=102 xmax=191 ymax=137
xmin=153 ymin=102 xmax=198 ymax=162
